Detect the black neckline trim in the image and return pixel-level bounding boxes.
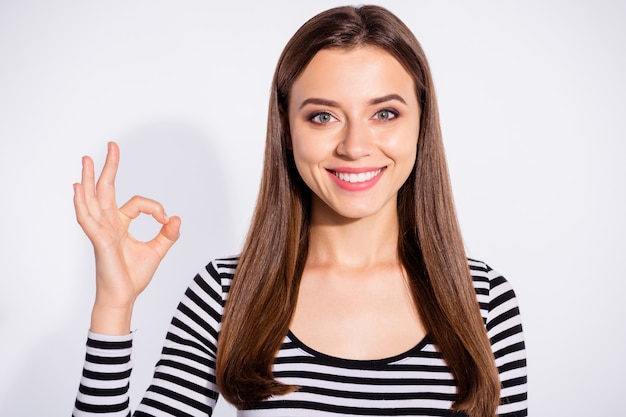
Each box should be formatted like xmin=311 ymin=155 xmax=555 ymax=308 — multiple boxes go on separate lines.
xmin=286 ymin=330 xmax=431 ymax=367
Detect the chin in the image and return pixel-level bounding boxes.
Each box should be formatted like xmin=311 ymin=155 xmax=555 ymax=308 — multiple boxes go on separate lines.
xmin=330 ymin=204 xmax=387 ymax=222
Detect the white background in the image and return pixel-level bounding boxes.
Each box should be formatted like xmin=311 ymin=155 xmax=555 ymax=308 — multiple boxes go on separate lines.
xmin=1 ymin=0 xmax=624 ymax=415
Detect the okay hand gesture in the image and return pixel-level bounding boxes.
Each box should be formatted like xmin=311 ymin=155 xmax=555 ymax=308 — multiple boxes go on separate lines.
xmin=73 ymin=142 xmax=181 ymax=334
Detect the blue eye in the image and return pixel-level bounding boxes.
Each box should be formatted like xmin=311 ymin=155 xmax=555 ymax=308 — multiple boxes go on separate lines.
xmin=374 ymin=109 xmax=398 ymax=121
xmin=310 ymin=112 xmax=335 ymax=124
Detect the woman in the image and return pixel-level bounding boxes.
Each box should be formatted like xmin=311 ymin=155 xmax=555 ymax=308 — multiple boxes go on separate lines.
xmin=73 ymin=5 xmax=527 ymax=417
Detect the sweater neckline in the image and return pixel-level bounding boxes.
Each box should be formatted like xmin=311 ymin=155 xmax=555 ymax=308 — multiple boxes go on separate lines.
xmin=286 ymin=330 xmax=431 ymax=367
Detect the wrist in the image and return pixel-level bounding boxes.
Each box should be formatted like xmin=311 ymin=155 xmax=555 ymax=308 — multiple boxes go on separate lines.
xmin=90 ymin=302 xmax=134 ymax=335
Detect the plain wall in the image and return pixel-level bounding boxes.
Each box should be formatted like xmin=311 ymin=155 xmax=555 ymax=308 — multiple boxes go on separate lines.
xmin=1 ymin=0 xmax=624 ymax=415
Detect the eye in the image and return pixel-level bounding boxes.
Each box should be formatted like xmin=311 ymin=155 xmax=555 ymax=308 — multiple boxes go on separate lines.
xmin=373 ymin=109 xmax=398 ymax=121
xmin=310 ymin=111 xmax=336 ymax=124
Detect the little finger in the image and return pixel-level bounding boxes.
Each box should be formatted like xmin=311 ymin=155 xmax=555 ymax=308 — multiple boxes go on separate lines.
xmin=73 ymin=182 xmax=100 ymax=237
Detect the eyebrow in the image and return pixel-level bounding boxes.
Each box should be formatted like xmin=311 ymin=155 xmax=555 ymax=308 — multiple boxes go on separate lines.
xmin=369 ymin=94 xmax=407 ymax=106
xmin=299 ymin=98 xmax=339 ymax=110
xmin=298 ymin=94 xmax=407 ymax=110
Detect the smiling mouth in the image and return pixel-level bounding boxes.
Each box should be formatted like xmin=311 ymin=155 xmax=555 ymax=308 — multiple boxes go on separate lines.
xmin=331 ymin=169 xmax=383 ymax=183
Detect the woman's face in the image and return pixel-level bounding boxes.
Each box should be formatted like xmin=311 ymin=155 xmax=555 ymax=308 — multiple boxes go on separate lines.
xmin=288 ymin=46 xmax=420 ymax=222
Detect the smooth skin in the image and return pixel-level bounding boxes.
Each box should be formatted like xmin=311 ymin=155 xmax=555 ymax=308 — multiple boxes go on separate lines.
xmin=289 ymin=46 xmax=426 ymax=360
xmin=74 ymin=46 xmax=425 ymax=357
xmin=73 ymin=141 xmax=181 ymax=335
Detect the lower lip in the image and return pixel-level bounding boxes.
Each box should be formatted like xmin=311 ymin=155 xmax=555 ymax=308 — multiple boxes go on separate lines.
xmin=327 ymin=168 xmax=385 ymax=191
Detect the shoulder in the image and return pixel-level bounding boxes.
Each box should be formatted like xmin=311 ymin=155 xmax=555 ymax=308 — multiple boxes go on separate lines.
xmin=207 ymin=256 xmax=238 ymax=288
xmin=468 ymin=258 xmax=509 ymax=287
xmin=468 ymin=260 xmax=528 ymax=413
xmin=468 ymin=258 xmax=521 ymax=325
xmin=187 ymin=256 xmax=239 ymax=307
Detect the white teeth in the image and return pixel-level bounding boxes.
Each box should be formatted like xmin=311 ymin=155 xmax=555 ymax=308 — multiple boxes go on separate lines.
xmin=335 ymin=169 xmax=382 ymax=183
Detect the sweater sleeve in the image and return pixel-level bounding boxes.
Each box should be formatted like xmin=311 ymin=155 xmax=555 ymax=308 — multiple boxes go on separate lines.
xmin=73 ymin=332 xmax=134 ymax=417
xmin=73 ymin=259 xmax=234 ymax=417
xmin=484 ymin=265 xmax=528 ymax=417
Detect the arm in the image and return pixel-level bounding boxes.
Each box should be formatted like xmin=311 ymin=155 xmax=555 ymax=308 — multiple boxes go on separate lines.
xmin=72 ymin=142 xmax=182 ymax=415
xmin=133 ymin=260 xmax=232 ymax=416
xmin=484 ymin=266 xmax=528 ymax=417
xmin=74 ymin=332 xmax=133 ymax=417
xmin=74 ymin=260 xmax=230 ymax=417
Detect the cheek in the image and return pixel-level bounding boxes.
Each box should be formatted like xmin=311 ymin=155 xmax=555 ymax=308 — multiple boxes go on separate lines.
xmin=387 ymin=127 xmax=418 ymax=161
xmin=290 ymin=131 xmax=318 ymax=183
xmin=388 ymin=128 xmax=419 ymax=180
xmin=291 ymin=152 xmax=320 ymax=197
xmin=292 ymin=147 xmax=324 ymax=188
xmin=290 ymin=126 xmax=335 ymax=166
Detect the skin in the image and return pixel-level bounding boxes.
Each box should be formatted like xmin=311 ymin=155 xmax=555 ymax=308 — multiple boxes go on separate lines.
xmin=74 ymin=46 xmax=426 ymax=356
xmin=288 ymin=46 xmax=426 ymax=360
xmin=73 ymin=142 xmax=180 ymax=335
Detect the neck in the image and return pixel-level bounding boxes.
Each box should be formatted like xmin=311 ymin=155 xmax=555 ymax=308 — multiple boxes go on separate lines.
xmin=307 ymin=198 xmax=400 ymax=270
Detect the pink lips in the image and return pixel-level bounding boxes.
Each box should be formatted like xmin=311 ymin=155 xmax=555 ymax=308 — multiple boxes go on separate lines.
xmin=327 ymin=166 xmax=386 ymax=191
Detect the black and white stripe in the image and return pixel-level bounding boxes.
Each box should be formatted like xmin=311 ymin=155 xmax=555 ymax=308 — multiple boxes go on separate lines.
xmin=74 ymin=335 xmax=133 ymax=417
xmin=74 ymin=257 xmax=527 ymax=416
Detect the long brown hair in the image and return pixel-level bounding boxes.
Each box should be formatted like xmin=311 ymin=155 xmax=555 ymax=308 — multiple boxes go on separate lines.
xmin=217 ymin=5 xmax=500 ymax=416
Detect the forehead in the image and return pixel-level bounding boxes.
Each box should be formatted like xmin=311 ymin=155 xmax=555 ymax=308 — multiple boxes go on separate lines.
xmin=290 ymin=46 xmax=416 ymax=105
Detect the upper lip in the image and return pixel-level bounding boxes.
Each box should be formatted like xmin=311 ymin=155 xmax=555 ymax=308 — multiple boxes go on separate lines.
xmin=327 ymin=166 xmax=386 ymax=174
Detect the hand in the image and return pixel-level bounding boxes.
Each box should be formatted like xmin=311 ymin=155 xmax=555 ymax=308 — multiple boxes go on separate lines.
xmin=73 ymin=142 xmax=181 ymax=334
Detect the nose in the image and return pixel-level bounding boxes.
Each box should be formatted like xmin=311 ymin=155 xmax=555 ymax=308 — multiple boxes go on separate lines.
xmin=336 ymin=120 xmax=373 ymax=159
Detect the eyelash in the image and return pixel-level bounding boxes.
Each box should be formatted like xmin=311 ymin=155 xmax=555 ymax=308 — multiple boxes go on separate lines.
xmin=308 ymin=111 xmax=336 ymax=124
xmin=373 ymin=108 xmax=399 ymax=121
xmin=307 ymin=108 xmax=400 ymax=125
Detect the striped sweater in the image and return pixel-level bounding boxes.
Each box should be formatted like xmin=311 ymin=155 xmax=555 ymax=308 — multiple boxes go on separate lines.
xmin=74 ymin=257 xmax=528 ymax=417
